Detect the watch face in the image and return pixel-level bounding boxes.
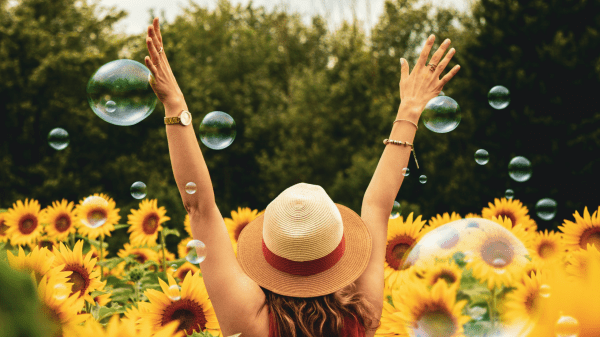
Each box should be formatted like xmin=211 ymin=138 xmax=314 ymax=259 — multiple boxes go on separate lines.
xmin=180 ymin=111 xmax=192 ymax=125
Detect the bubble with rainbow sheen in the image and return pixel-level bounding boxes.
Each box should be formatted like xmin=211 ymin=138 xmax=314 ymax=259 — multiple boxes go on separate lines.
xmin=130 ymin=181 xmax=147 ymax=200
xmin=199 ymin=111 xmax=236 ymax=150
xmin=422 ymin=96 xmax=461 ymax=133
xmin=390 ymin=201 xmax=401 ymax=219
xmin=186 ymin=239 xmax=207 ymax=264
xmin=87 ymin=59 xmax=157 ymax=126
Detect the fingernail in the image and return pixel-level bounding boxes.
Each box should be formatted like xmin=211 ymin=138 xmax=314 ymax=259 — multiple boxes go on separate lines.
xmin=429 ymin=34 xmax=435 ymax=42
xmin=400 ymin=58 xmax=405 ymax=66
xmin=444 ymin=38 xmax=451 ymax=45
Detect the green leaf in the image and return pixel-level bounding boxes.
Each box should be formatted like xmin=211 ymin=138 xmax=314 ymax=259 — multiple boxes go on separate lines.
xmin=113 ymin=224 xmax=130 ymax=230
xmin=162 ymin=228 xmax=180 ymax=237
xmin=87 ymin=238 xmax=109 ymax=249
xmin=97 ymin=304 xmax=125 ymax=322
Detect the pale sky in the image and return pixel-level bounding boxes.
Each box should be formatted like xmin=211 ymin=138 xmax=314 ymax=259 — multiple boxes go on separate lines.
xmin=97 ymin=0 xmax=470 ymax=35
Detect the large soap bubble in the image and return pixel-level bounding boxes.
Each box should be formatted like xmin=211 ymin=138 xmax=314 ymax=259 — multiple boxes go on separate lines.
xmin=87 ymin=59 xmax=157 ymax=126
xmin=422 ymin=96 xmax=461 ymax=133
xmin=199 ymin=111 xmax=236 ymax=150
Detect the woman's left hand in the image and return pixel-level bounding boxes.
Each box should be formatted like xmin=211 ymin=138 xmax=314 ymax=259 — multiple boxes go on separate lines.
xmin=144 ymin=17 xmax=185 ymax=111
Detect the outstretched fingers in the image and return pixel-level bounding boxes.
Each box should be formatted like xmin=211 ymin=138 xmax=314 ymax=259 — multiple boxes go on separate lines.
xmin=416 ymin=34 xmax=436 ymax=70
xmin=440 ymin=64 xmax=461 ymax=87
xmin=435 ymin=47 xmax=456 ymax=77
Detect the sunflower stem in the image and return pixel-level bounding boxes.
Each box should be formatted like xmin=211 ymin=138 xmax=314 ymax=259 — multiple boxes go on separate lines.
xmin=99 ymin=235 xmax=104 ymax=281
xmin=490 ymin=287 xmax=497 ymax=328
xmin=160 ymin=229 xmax=167 ymax=279
xmin=135 ymin=280 xmax=140 ymax=303
xmin=70 ymin=232 xmax=75 ymax=249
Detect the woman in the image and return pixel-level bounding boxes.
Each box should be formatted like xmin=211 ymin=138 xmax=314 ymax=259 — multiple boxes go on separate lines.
xmin=144 ymin=17 xmax=459 ymax=337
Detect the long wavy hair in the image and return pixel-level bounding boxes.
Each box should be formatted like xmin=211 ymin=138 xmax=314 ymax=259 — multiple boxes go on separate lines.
xmin=256 ymin=283 xmax=381 ymax=337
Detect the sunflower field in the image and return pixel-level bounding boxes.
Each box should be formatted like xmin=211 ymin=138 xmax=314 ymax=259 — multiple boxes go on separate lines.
xmin=1 ymin=194 xmax=599 ymax=336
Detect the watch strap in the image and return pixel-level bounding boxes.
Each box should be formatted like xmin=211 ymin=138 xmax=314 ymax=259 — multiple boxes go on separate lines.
xmin=164 ymin=116 xmax=181 ymax=125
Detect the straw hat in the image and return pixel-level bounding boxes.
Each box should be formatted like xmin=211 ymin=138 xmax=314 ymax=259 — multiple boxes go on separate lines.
xmin=237 ymin=183 xmax=372 ymax=298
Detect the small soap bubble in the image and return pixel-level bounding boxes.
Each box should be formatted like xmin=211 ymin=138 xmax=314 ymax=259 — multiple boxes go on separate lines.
xmin=130 ymin=181 xmax=147 ymax=199
xmin=106 ymin=100 xmax=117 ymax=113
xmin=539 ymin=284 xmax=551 ymax=298
xmin=422 ymin=96 xmax=461 ymax=133
xmin=488 ymin=85 xmax=511 ymax=110
xmin=438 ymin=91 xmax=445 ymax=96
xmin=508 ymin=156 xmax=532 ymax=182
xmin=87 ymin=59 xmax=157 ymax=126
xmin=48 ymin=128 xmax=70 ymax=150
xmin=80 ymin=196 xmax=108 ymax=228
xmin=186 ymin=239 xmax=207 ymax=264
xmin=536 ymin=198 xmax=557 ymax=221
xmin=474 ymin=149 xmax=489 ymax=165
xmin=402 ymin=168 xmax=410 ymax=177
xmin=53 ymin=283 xmax=69 ymax=301
xmin=555 ymin=314 xmax=580 ymax=337
xmin=390 ymin=201 xmax=402 ymax=219
xmin=185 ymin=182 xmax=197 ymax=194
xmin=505 ymin=189 xmax=515 ymax=199
xmin=419 ymin=175 xmax=427 ymax=184
xmin=199 ymin=111 xmax=236 ymax=150
xmin=168 ymin=285 xmax=181 ymax=301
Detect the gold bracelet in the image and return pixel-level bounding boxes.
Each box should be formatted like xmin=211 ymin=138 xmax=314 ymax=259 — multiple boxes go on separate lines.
xmin=383 ymin=139 xmax=419 ymax=169
xmin=393 ymin=119 xmax=418 ymax=130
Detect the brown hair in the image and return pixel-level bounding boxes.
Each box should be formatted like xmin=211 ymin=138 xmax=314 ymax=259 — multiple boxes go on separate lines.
xmin=256 ymin=283 xmax=381 ymax=337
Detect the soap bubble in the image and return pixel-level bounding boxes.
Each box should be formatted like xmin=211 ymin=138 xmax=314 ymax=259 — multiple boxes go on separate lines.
xmin=505 ymin=189 xmax=514 ymax=200
xmin=402 ymin=168 xmax=410 ymax=177
xmin=186 ymin=239 xmax=207 ymax=264
xmin=390 ymin=201 xmax=401 ymax=219
xmin=130 ymin=181 xmax=147 ymax=199
xmin=555 ymin=314 xmax=580 ymax=337
xmin=48 ymin=128 xmax=70 ymax=150
xmin=419 ymin=175 xmax=427 ymax=184
xmin=539 ymin=284 xmax=551 ymax=298
xmin=199 ymin=111 xmax=236 ymax=150
xmin=87 ymin=59 xmax=157 ymax=126
xmin=475 ymin=149 xmax=489 ymax=165
xmin=536 ymin=198 xmax=557 ymax=221
xmin=167 ymin=285 xmax=181 ymax=301
xmin=422 ymin=96 xmax=461 ymax=133
xmin=438 ymin=91 xmax=445 ymax=96
xmin=185 ymin=182 xmax=197 ymax=194
xmin=53 ymin=283 xmax=69 ymax=301
xmin=80 ymin=196 xmax=108 ymax=228
xmin=508 ymin=156 xmax=532 ymax=182
xmin=488 ymin=85 xmax=510 ymax=110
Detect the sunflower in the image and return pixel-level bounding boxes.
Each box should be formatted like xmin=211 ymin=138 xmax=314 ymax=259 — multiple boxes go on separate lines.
xmin=177 ymin=237 xmax=194 ymax=259
xmin=502 ymin=271 xmax=550 ymax=326
xmin=384 ymin=213 xmax=427 ymax=288
xmin=380 ymin=279 xmax=469 ymax=336
xmin=64 ymin=315 xmax=184 ymax=337
xmin=465 ymin=213 xmax=480 ymax=218
xmin=565 ymin=243 xmax=600 ymax=280
xmin=183 ymin=214 xmax=192 ymax=237
xmin=488 ymin=215 xmax=535 ymax=250
xmin=123 ymin=304 xmax=146 ymax=326
xmin=94 ymin=292 xmax=112 ymax=306
xmin=530 ymin=230 xmax=565 ymax=266
xmin=41 ymin=199 xmax=77 ymax=241
xmin=225 ymin=207 xmax=262 ymax=244
xmin=559 ymin=206 xmax=600 ymax=251
xmin=7 ymin=245 xmax=67 ymax=283
xmin=466 ymin=224 xmax=530 ymax=290
xmin=74 ymin=193 xmax=121 ymax=240
xmin=52 ymin=240 xmax=105 ymax=303
xmin=86 ymin=243 xmax=108 ymax=261
xmin=482 ymin=198 xmax=537 ymax=231
xmin=423 ymin=212 xmax=462 ymax=233
xmin=0 ymin=211 xmax=9 ymax=243
xmin=419 ymin=259 xmax=463 ymax=288
xmin=128 ymin=199 xmax=170 ymax=247
xmin=168 ymin=261 xmax=200 ymax=281
xmin=5 ymin=198 xmax=43 ymax=246
xmin=38 ymin=273 xmax=89 ymax=330
xmin=32 ymin=233 xmax=58 ymax=252
xmin=118 ymin=243 xmax=159 ymax=264
xmin=140 ymin=272 xmax=221 ymax=336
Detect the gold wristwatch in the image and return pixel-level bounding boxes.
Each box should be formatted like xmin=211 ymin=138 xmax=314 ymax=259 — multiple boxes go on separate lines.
xmin=164 ymin=110 xmax=192 ymax=126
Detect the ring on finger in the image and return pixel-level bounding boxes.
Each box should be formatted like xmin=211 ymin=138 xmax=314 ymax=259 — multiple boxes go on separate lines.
xmin=428 ymin=63 xmax=438 ymax=72
xmin=158 ymin=47 xmax=164 ymax=54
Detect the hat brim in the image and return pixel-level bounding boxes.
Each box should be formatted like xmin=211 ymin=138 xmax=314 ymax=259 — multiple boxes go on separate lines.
xmin=237 ymin=204 xmax=372 ymax=298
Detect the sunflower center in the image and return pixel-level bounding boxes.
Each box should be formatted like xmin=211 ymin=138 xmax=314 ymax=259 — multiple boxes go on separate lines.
xmin=142 ymin=214 xmax=160 ymax=234
xmin=481 ymin=238 xmax=514 ymax=268
xmin=435 ymin=271 xmax=457 ymax=285
xmin=134 ymin=252 xmax=149 ymax=264
xmin=177 ymin=268 xmax=192 ymax=280
xmin=39 ymin=240 xmax=55 ymax=251
xmin=63 ymin=264 xmax=90 ymax=297
xmin=386 ymin=235 xmax=416 ymax=270
xmin=19 ymin=215 xmax=38 ymax=235
xmin=55 ymin=214 xmax=71 ymax=232
xmin=233 ymin=221 xmax=250 ymax=241
xmin=524 ymin=290 xmax=541 ymax=315
xmin=579 ymin=228 xmax=600 ymax=250
xmin=538 ymin=241 xmax=557 ymax=259
xmin=161 ymin=299 xmax=207 ymax=335
xmin=0 ymin=220 xmax=8 ymax=236
xmin=414 ymin=309 xmax=457 ymax=337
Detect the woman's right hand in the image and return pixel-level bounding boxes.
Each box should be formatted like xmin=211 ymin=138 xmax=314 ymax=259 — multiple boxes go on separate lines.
xmin=399 ymin=34 xmax=460 ymax=113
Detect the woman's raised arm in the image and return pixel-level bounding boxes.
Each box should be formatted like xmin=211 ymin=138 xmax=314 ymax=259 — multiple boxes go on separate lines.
xmin=355 ymin=34 xmax=460 ymax=333
xmin=145 ymin=18 xmax=268 ymax=336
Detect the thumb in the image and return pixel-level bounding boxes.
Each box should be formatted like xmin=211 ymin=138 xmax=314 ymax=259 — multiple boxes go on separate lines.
xmin=400 ymin=58 xmax=409 ymax=82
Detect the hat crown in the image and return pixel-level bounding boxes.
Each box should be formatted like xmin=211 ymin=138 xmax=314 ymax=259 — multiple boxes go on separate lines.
xmin=263 ymin=183 xmax=344 ymax=262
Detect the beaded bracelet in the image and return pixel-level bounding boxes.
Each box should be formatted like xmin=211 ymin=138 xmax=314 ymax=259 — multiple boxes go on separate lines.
xmin=383 ymin=139 xmax=419 ymax=169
